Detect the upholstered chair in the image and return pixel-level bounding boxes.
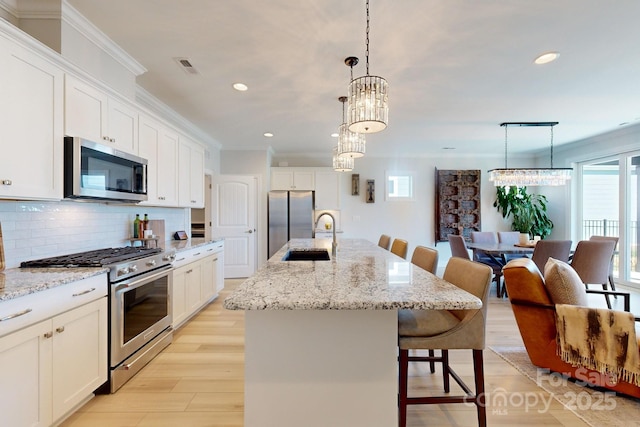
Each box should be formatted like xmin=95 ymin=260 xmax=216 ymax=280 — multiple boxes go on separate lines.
xmin=531 ymin=240 xmax=572 ymax=272
xmin=570 ymin=240 xmax=617 ymax=308
xmin=502 ymin=257 xmax=640 ymax=399
xmin=410 ymin=246 xmax=438 ymax=274
xmin=589 ymin=235 xmax=619 ymax=292
xmin=466 ymin=233 xmax=505 ymax=296
xmin=497 ymin=231 xmax=527 ymax=262
xmin=377 ymin=234 xmax=391 ymax=250
xmin=448 ymin=234 xmax=471 ymax=260
xmin=398 ymin=257 xmax=493 ymax=427
xmin=390 ymin=238 xmax=409 ymax=259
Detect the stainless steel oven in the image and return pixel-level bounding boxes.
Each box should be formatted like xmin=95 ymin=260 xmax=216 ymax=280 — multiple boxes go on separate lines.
xmin=110 ymin=264 xmax=173 ymax=390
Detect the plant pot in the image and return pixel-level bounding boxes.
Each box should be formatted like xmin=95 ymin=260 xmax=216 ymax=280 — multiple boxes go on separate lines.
xmin=519 ymin=233 xmax=530 ymax=245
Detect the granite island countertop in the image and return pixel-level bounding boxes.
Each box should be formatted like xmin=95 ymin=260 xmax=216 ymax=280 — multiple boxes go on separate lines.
xmin=0 ymin=267 xmax=109 ymax=302
xmin=224 ymin=238 xmax=482 ymax=311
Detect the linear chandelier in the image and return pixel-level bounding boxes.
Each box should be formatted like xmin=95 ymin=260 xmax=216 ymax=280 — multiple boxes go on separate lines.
xmin=337 ymin=95 xmax=366 ymax=158
xmin=347 ymin=0 xmax=388 ymax=134
xmin=333 ymin=146 xmax=354 ymax=171
xmin=488 ymin=122 xmax=572 ymax=186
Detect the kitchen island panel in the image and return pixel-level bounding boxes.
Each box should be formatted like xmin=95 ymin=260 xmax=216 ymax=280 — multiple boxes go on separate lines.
xmin=245 ymin=309 xmax=397 ymax=427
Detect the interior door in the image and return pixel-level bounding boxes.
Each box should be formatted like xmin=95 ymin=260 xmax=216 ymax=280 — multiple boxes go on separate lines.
xmin=212 ymin=175 xmax=257 ymax=278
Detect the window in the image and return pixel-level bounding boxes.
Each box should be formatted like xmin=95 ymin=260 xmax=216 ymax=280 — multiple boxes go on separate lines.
xmin=386 ymin=171 xmax=414 ymax=201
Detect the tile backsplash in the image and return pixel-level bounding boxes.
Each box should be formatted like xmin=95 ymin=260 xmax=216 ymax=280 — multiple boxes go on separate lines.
xmin=0 ymin=200 xmax=190 ymax=268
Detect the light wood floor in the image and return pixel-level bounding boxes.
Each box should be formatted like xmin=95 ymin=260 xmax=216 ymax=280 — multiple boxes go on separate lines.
xmin=61 ymin=280 xmax=636 ymax=427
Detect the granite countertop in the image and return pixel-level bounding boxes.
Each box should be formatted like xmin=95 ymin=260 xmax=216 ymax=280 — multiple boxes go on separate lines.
xmin=164 ymin=238 xmax=224 ymax=253
xmin=224 ymin=238 xmax=482 ymax=311
xmin=0 ymin=267 xmax=109 ymax=302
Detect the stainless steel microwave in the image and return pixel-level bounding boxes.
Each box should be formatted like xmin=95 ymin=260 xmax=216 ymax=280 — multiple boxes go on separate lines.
xmin=64 ymin=137 xmax=148 ymax=203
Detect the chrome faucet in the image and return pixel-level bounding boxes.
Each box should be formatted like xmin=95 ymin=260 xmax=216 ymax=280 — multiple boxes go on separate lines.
xmin=315 ymin=211 xmax=337 ymax=256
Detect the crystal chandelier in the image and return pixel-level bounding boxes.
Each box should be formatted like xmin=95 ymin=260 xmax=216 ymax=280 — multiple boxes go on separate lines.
xmin=347 ymin=0 xmax=388 ymax=134
xmin=333 ymin=146 xmax=354 ymax=171
xmin=488 ymin=122 xmax=572 ymax=186
xmin=337 ymin=95 xmax=366 ymax=158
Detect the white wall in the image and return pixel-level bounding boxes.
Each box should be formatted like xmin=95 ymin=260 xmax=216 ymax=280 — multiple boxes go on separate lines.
xmin=0 ymin=200 xmax=189 ymax=268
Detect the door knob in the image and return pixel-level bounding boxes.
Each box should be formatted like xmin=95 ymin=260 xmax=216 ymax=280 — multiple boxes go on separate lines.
xmin=246 ymin=229 xmax=253 ymax=234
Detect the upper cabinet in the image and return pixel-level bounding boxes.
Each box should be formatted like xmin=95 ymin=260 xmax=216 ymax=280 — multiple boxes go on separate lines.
xmin=0 ymin=37 xmax=64 ymax=200
xmin=178 ymin=137 xmax=205 ymax=208
xmin=314 ymin=170 xmax=340 ymax=210
xmin=138 ymin=115 xmax=179 ymax=206
xmin=271 ymin=168 xmax=315 ymax=191
xmin=64 ymin=74 xmax=138 ymax=154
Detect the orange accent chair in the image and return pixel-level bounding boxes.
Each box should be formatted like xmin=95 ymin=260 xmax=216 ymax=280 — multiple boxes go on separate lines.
xmin=502 ymin=257 xmax=640 ymax=399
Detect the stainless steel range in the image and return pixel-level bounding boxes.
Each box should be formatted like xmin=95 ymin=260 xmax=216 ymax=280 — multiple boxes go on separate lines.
xmin=21 ymin=246 xmax=176 ymax=393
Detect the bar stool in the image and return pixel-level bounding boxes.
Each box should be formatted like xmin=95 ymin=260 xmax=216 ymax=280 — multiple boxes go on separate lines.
xmin=410 ymin=246 xmax=438 ymax=274
xmin=398 ymin=257 xmax=492 ymax=427
xmin=377 ymin=234 xmax=391 ymax=250
xmin=390 ymin=238 xmax=409 ymax=259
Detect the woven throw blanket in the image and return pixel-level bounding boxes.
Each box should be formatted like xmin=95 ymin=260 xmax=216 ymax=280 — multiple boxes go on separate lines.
xmin=555 ymin=304 xmax=640 ymax=386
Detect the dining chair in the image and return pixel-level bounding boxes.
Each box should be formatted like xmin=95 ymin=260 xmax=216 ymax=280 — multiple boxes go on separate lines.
xmin=398 ymin=257 xmax=493 ymax=427
xmin=569 ymin=240 xmax=617 ymax=308
xmin=497 ymin=231 xmax=527 ymax=262
xmin=589 ymin=235 xmax=619 ymax=292
xmin=410 ymin=246 xmax=438 ymax=274
xmin=448 ymin=234 xmax=471 ymax=260
xmin=466 ymin=233 xmax=505 ymax=297
xmin=390 ymin=238 xmax=409 ymax=259
xmin=377 ymin=234 xmax=391 ymax=250
xmin=531 ymin=240 xmax=572 ymax=273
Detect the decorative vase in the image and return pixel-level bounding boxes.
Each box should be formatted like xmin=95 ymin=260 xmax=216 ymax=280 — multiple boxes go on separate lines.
xmin=519 ymin=233 xmax=530 ymax=245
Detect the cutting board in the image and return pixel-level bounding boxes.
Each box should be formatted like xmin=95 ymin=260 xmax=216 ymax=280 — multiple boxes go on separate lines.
xmin=0 ymin=222 xmax=5 ymax=271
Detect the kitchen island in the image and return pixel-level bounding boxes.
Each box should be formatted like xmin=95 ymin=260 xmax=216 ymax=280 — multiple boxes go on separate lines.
xmin=224 ymin=238 xmax=482 ymax=427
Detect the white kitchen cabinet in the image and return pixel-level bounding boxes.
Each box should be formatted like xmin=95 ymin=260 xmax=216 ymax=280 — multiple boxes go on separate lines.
xmin=271 ymin=168 xmax=315 ymax=190
xmin=171 ymin=241 xmax=224 ymax=329
xmin=64 ymin=74 xmax=138 ymax=154
xmin=0 ymin=275 xmax=107 ymax=427
xmin=0 ymin=36 xmax=63 ymax=200
xmin=178 ymin=137 xmax=205 ymax=208
xmin=314 ymin=170 xmax=340 ymax=210
xmin=138 ymin=115 xmax=179 ymax=206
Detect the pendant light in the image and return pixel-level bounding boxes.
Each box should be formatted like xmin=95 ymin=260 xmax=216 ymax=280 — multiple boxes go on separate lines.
xmin=488 ymin=122 xmax=572 ymax=186
xmin=347 ymin=0 xmax=389 ymax=134
xmin=333 ymin=146 xmax=354 ymax=172
xmin=337 ymin=95 xmax=366 ymax=158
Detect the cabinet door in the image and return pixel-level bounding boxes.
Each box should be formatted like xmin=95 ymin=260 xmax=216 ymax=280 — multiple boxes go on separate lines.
xmin=139 ymin=116 xmax=179 ymax=206
xmin=271 ymin=170 xmax=294 ymax=190
xmin=314 ymin=171 xmax=340 ymax=210
xmin=200 ymin=255 xmax=216 ymax=302
xmin=293 ymin=171 xmax=315 ymax=190
xmin=52 ymin=297 xmax=107 ymax=422
xmin=215 ymin=250 xmax=225 ymax=293
xmin=172 ymin=266 xmax=188 ymax=328
xmin=64 ymin=74 xmax=107 ymax=143
xmin=178 ymin=139 xmax=205 ymax=207
xmin=0 ymin=39 xmax=63 ymax=200
xmin=185 ymin=262 xmax=203 ymax=314
xmin=107 ymin=97 xmax=138 ymax=153
xmin=0 ymin=320 xmax=53 ymax=427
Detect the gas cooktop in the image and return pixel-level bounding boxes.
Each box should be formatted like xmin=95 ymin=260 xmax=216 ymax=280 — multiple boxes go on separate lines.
xmin=20 ymin=247 xmax=163 ymax=268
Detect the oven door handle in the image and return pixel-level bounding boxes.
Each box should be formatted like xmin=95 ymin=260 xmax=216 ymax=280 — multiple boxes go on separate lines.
xmin=113 ymin=265 xmax=173 ymax=292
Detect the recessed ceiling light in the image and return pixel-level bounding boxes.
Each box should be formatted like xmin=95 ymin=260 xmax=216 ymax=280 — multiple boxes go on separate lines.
xmin=442 ymin=147 xmax=456 ymax=150
xmin=233 ymin=83 xmax=248 ymax=91
xmin=534 ymin=51 xmax=560 ymax=65
xmin=331 ymin=133 xmax=339 ymax=138
xmin=264 ymin=132 xmax=274 ymax=138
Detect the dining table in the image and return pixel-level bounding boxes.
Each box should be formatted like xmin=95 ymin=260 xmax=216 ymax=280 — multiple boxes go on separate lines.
xmin=465 ymin=241 xmax=536 ymax=265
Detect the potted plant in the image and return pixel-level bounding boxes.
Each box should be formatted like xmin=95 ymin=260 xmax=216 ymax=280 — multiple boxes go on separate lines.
xmin=493 ymin=186 xmax=553 ymax=242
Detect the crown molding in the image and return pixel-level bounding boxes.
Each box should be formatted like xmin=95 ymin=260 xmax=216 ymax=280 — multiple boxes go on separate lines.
xmin=0 ymin=0 xmax=19 ymax=18
xmin=60 ymin=0 xmax=146 ymax=76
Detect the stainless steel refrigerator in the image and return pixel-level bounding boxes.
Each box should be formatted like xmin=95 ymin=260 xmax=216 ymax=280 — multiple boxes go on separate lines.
xmin=268 ymin=190 xmax=315 ymax=258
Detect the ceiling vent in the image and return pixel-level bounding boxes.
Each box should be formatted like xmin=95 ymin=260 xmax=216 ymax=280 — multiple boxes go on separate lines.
xmin=174 ymin=57 xmax=199 ymax=75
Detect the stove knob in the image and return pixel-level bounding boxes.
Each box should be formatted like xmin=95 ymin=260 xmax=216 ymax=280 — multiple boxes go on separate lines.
xmin=146 ymin=260 xmax=157 ymax=267
xmin=129 ymin=265 xmax=138 ymax=273
xmin=163 ymin=254 xmax=176 ymax=262
xmin=117 ymin=267 xmax=130 ymax=276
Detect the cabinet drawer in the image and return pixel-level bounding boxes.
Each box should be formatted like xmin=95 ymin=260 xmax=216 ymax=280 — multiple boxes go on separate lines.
xmin=173 ymin=242 xmax=223 ymax=268
xmin=0 ymin=274 xmax=107 ymax=338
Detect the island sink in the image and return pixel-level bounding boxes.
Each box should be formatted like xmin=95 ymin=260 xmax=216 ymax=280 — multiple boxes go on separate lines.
xmin=282 ymin=248 xmax=330 ymax=261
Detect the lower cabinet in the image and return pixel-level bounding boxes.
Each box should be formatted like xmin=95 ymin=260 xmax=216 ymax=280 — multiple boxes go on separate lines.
xmin=172 ymin=242 xmax=224 ymax=329
xmin=0 ymin=296 xmax=107 ymax=427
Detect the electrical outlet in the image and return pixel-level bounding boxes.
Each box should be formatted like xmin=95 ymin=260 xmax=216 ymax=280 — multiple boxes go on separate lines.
xmin=353 ymin=215 xmax=360 ymax=221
